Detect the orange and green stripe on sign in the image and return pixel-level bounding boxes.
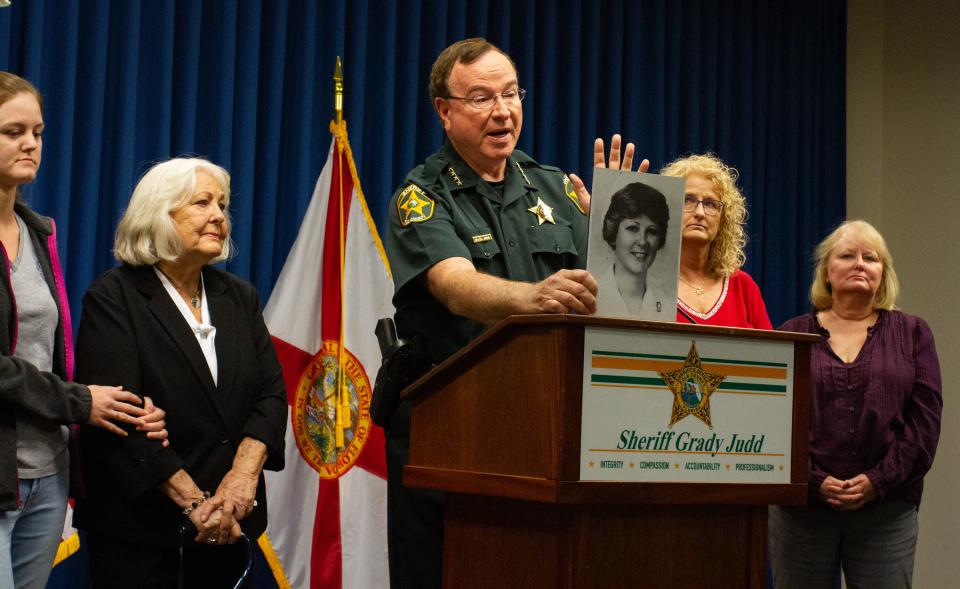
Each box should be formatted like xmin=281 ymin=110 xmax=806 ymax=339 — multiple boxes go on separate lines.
xmin=590 ymin=350 xmax=788 ymax=396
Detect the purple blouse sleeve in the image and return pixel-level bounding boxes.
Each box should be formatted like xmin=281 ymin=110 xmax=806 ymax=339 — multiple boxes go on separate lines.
xmin=864 ymin=317 xmax=943 ymax=499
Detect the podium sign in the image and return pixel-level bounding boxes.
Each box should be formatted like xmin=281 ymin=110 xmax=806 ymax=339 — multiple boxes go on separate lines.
xmin=581 ymin=326 xmax=794 ymax=483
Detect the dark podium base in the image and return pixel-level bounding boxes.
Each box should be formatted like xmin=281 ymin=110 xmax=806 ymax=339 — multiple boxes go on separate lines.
xmin=443 ymin=494 xmax=766 ymax=589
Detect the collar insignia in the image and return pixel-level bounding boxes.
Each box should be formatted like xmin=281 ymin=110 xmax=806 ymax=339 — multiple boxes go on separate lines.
xmin=658 ymin=340 xmax=726 ymax=429
xmin=447 ymin=166 xmax=463 ymax=187
xmin=515 ymin=161 xmax=532 ymax=185
xmin=397 ymin=184 xmax=435 ymax=226
xmin=528 ymin=197 xmax=556 ymax=225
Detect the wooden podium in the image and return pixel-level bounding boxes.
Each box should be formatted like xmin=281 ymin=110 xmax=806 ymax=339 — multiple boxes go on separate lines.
xmin=402 ymin=315 xmax=817 ymax=589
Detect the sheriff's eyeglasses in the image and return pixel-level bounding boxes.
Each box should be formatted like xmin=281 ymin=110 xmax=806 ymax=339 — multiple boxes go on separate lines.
xmin=445 ymin=88 xmax=527 ymax=111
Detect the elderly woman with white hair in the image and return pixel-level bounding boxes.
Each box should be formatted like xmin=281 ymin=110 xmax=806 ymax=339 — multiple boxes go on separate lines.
xmin=73 ymin=158 xmax=288 ymax=588
xmin=769 ymin=220 xmax=942 ymax=589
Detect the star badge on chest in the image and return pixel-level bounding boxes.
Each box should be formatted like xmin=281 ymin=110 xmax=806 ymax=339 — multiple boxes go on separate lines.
xmin=528 ymin=196 xmax=556 ymax=225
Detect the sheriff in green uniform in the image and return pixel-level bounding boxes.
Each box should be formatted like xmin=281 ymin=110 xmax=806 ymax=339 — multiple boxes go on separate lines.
xmin=388 ymin=140 xmax=589 ymax=362
xmin=382 ymin=38 xmax=601 ymax=589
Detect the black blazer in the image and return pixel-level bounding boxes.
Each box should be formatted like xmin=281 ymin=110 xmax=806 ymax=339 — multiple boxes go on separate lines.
xmin=73 ymin=264 xmax=287 ymax=546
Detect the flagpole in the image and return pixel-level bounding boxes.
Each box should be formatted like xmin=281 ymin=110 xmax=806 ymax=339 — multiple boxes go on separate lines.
xmin=334 ymin=56 xmax=350 ymax=447
xmin=334 ymin=56 xmax=344 ymax=126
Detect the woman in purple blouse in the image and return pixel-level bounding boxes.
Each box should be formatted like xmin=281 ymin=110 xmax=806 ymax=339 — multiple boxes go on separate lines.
xmin=769 ymin=220 xmax=942 ymax=589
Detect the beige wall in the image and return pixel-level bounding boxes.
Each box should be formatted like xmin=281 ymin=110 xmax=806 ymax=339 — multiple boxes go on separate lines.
xmin=847 ymin=0 xmax=960 ymax=586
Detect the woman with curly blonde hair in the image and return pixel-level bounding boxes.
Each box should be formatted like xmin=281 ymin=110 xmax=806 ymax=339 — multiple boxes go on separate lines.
xmin=661 ymin=154 xmax=771 ymax=328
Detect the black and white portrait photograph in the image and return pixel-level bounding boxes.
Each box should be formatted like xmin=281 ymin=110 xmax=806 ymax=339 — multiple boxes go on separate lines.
xmin=588 ymin=169 xmax=685 ymax=320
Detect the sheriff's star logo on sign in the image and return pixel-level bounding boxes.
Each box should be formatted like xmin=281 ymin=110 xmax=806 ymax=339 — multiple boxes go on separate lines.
xmin=658 ymin=340 xmax=726 ymax=429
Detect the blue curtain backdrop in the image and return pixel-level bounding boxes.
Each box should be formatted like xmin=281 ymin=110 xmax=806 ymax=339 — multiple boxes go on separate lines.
xmin=1 ymin=0 xmax=844 ymax=586
xmin=0 ymin=0 xmax=845 ymax=328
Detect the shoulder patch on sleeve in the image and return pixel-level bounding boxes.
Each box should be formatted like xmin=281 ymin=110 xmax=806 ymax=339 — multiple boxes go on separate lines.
xmin=563 ymin=174 xmax=587 ymax=215
xmin=397 ymin=184 xmax=436 ymax=226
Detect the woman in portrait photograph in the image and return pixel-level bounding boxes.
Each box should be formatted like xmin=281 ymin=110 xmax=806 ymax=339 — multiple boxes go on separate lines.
xmin=596 ymin=182 xmax=672 ymax=318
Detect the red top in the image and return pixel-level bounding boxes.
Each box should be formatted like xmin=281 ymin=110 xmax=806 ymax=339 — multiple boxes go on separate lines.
xmin=675 ymin=270 xmax=772 ymax=329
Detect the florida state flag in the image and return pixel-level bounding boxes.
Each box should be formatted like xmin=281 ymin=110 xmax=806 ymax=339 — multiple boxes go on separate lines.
xmin=260 ymin=118 xmax=392 ymax=588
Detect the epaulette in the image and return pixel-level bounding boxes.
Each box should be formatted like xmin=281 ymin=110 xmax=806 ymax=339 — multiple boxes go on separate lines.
xmin=516 ymin=159 xmax=563 ymax=174
xmin=423 ymin=152 xmax=471 ymax=191
xmin=420 ymin=152 xmax=448 ymax=181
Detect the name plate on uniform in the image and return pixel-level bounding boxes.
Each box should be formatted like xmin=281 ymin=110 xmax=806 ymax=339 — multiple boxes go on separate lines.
xmin=580 ymin=326 xmax=793 ymax=483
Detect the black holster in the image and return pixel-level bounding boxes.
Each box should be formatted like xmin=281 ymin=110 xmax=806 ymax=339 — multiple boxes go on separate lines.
xmin=372 ymin=318 xmax=433 ymax=429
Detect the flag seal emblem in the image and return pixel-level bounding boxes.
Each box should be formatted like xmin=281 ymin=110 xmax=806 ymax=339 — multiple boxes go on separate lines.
xmin=292 ymin=339 xmax=373 ymax=478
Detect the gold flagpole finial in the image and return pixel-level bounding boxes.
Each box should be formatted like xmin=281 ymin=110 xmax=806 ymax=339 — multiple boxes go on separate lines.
xmin=334 ymin=56 xmax=344 ymax=125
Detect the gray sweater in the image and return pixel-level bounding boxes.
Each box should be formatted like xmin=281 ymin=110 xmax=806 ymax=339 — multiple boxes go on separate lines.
xmin=0 ymin=202 xmax=91 ymax=511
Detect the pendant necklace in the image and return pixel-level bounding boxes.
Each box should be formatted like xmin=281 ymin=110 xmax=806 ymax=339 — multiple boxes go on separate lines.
xmin=679 ymin=276 xmax=706 ymax=296
xmin=190 ymin=282 xmax=202 ymax=309
xmin=157 ymin=266 xmax=202 ymax=309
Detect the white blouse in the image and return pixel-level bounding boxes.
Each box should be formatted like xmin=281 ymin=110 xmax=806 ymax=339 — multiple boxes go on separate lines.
xmin=153 ymin=267 xmax=218 ymax=385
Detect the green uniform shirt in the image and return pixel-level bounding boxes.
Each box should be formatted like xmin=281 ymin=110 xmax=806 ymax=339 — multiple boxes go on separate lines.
xmin=384 ymin=140 xmax=589 ymax=364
